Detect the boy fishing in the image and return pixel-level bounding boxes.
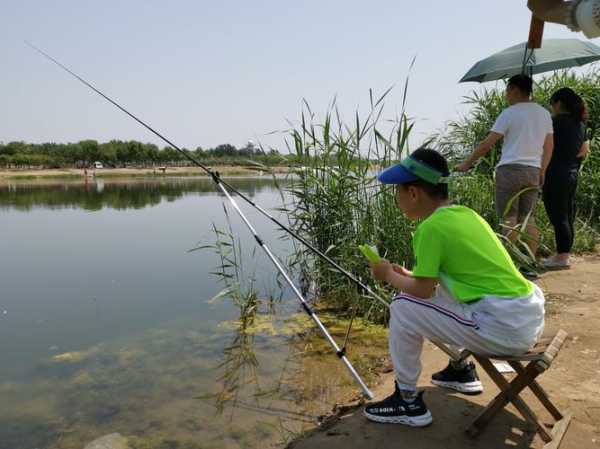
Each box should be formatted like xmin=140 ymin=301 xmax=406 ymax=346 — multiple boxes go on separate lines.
xmin=363 ymin=148 xmax=545 ymax=426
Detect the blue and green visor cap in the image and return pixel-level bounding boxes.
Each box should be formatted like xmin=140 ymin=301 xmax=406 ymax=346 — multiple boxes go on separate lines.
xmin=377 ymin=156 xmax=448 ymax=185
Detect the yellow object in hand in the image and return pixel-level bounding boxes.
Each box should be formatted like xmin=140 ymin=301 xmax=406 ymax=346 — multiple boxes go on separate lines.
xmin=358 ymin=244 xmax=381 ymax=263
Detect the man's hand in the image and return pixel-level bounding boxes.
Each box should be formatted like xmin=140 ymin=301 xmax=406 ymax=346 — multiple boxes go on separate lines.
xmin=455 ymin=161 xmax=472 ymax=172
xmin=539 ymin=170 xmax=546 ymax=187
xmin=370 ymin=259 xmax=392 ymax=283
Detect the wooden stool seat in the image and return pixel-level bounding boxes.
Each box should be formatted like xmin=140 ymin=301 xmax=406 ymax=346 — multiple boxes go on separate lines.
xmin=462 ymin=329 xmax=571 ymax=449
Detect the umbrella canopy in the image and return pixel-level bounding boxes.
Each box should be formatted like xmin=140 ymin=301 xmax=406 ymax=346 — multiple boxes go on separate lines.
xmin=460 ymin=39 xmax=600 ymax=83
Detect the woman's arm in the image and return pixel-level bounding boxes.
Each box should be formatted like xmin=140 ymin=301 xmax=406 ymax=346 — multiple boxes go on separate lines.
xmin=577 ymin=141 xmax=590 ymax=159
xmin=540 ymin=133 xmax=554 ymax=186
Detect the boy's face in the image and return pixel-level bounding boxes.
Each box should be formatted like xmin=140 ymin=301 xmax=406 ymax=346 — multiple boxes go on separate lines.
xmin=394 ymin=184 xmax=421 ymax=220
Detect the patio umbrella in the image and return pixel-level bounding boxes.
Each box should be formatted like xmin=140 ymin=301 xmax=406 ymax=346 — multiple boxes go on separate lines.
xmin=460 ymin=38 xmax=600 ymax=83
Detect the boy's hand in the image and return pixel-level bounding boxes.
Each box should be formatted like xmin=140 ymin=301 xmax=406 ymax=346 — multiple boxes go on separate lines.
xmin=392 ymin=264 xmax=412 ymax=277
xmin=370 ymin=259 xmax=392 ymax=283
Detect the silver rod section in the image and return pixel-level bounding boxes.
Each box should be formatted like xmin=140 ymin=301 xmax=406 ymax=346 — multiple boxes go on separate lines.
xmin=253 ymin=203 xmax=391 ymax=310
xmin=216 ymin=182 xmax=374 ymax=399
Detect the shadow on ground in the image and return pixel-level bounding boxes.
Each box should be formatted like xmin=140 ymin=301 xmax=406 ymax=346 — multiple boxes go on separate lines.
xmin=289 ymin=385 xmax=538 ymax=449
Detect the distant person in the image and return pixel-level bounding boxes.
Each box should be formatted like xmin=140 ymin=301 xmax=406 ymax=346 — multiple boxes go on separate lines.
xmin=363 ymin=149 xmax=544 ymax=426
xmin=543 ymin=88 xmax=590 ymax=269
xmin=528 ymin=0 xmax=600 ymax=38
xmin=456 ymin=74 xmax=554 ymax=258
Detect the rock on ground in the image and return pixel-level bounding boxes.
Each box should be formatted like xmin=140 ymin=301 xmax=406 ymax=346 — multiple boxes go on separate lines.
xmin=83 ymin=433 xmax=130 ymax=449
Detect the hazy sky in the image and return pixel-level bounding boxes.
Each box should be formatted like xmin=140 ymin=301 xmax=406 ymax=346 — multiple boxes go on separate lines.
xmin=0 ymin=1 xmax=587 ymax=152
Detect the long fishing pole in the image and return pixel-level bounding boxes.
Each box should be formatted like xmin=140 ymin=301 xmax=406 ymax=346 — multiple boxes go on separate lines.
xmin=25 ymin=41 xmax=390 ymax=311
xmin=26 ymin=42 xmax=375 ymax=398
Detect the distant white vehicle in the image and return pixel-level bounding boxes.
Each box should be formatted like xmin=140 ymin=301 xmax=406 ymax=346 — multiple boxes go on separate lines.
xmin=94 ymin=161 xmax=103 ymax=169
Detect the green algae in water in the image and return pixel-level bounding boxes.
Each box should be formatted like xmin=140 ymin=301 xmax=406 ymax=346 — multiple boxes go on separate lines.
xmin=217 ymin=313 xmax=313 ymax=336
xmin=0 ymin=313 xmax=388 ymax=449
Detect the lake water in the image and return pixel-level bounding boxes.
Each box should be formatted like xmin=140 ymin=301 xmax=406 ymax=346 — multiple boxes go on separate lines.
xmin=0 ymin=177 xmax=386 ymax=449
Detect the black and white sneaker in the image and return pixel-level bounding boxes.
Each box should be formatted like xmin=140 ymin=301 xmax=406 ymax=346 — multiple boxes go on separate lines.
xmin=431 ymin=361 xmax=483 ymax=394
xmin=363 ymin=384 xmax=432 ymax=427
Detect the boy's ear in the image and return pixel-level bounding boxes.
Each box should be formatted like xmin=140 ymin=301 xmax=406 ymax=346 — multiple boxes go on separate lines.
xmin=407 ymin=185 xmax=419 ymax=200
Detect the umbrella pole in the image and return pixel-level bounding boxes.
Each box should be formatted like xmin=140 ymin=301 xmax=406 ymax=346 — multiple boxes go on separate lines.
xmin=521 ymin=14 xmax=545 ymax=77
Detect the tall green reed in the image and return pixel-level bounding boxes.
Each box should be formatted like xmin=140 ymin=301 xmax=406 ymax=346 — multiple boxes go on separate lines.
xmin=279 ymin=87 xmax=418 ymax=322
xmin=189 ymin=207 xmax=263 ymax=415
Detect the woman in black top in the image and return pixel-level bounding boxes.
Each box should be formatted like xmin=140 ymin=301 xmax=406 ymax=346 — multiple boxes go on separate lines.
xmin=543 ymin=88 xmax=589 ymax=269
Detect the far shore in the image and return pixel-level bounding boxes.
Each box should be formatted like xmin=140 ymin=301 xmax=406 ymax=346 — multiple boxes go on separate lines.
xmin=0 ymin=165 xmax=290 ymax=181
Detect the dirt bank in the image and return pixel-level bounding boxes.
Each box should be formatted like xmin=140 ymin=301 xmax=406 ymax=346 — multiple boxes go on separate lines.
xmin=287 ymin=252 xmax=600 ymax=449
xmin=0 ymin=165 xmax=289 ymax=180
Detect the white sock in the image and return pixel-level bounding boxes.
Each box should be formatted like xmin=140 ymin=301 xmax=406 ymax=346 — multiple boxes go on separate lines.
xmin=399 ymin=389 xmax=418 ymax=402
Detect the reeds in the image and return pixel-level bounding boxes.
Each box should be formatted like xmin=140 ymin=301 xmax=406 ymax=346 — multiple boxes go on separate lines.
xmin=279 ymin=70 xmax=600 ymax=322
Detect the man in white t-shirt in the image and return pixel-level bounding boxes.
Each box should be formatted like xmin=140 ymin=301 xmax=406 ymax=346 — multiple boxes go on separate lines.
xmin=456 ymin=74 xmax=554 ymax=257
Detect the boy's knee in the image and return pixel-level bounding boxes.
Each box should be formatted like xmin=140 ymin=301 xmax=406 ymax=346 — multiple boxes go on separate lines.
xmin=390 ymin=296 xmax=421 ymax=323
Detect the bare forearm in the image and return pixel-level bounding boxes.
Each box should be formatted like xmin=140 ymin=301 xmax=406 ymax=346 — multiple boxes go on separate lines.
xmin=464 ymin=143 xmax=491 ymax=167
xmin=577 ymin=141 xmax=590 ymax=158
xmin=456 ymin=133 xmax=502 ymax=172
xmin=385 ymin=271 xmax=435 ymax=299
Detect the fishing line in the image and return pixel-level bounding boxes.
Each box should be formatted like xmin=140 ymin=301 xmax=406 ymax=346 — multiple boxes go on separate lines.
xmin=27 ymin=41 xmax=381 ymax=398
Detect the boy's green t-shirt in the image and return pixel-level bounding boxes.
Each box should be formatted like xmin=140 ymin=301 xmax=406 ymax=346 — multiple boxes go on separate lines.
xmin=412 ymin=205 xmax=533 ymax=302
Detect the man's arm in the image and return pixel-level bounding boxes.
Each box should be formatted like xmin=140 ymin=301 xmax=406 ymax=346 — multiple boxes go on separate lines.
xmin=455 ymin=132 xmax=503 ymax=172
xmin=540 ymin=133 xmax=554 ymax=186
xmin=371 ymin=260 xmax=437 ymax=299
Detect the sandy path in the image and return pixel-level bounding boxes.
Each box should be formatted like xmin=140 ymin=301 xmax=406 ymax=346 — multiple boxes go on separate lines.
xmin=287 ymin=253 xmax=600 ymax=449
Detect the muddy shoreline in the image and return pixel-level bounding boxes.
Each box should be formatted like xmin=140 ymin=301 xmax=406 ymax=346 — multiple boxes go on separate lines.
xmin=0 ymin=165 xmax=290 ymax=181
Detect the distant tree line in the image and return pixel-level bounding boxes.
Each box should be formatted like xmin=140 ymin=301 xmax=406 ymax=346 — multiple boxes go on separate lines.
xmin=0 ymin=177 xmax=280 ymax=211
xmin=0 ymin=140 xmax=287 ymax=169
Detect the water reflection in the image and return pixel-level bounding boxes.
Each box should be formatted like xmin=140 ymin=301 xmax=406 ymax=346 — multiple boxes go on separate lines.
xmin=0 ymin=176 xmax=287 ymax=211
xmin=0 ymin=177 xmax=386 ymax=449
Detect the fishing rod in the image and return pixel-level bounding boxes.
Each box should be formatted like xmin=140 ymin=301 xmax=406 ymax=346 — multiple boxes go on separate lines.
xmin=26 ymin=42 xmax=376 ymax=398
xmin=25 ymin=41 xmax=390 ymax=310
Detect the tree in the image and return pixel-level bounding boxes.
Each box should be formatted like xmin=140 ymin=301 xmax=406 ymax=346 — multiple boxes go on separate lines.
xmin=210 ymin=144 xmax=237 ymax=157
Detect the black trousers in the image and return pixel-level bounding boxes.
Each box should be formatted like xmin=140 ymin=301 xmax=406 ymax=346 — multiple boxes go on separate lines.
xmin=542 ymin=171 xmax=578 ymax=254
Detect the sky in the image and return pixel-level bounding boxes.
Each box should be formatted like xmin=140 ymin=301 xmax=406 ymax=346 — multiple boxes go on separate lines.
xmin=0 ymin=0 xmax=588 ymax=152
